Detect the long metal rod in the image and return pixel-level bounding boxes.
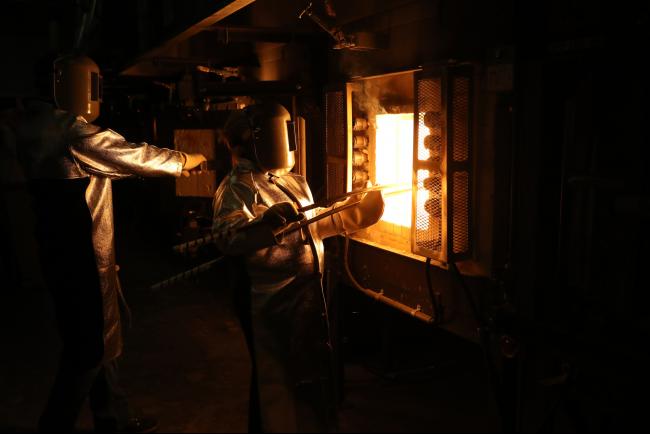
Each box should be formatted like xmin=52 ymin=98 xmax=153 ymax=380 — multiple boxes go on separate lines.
xmin=173 ymin=233 xmax=219 ymax=254
xmin=173 ymin=198 xmax=362 ymax=254
xmin=150 ymin=257 xmax=225 ymax=291
xmin=273 ymin=199 xmax=361 ymax=237
xmin=174 ymin=182 xmax=410 ymax=253
xmin=299 ymin=182 xmax=410 ymax=212
xmin=174 ymin=184 xmax=411 ymax=254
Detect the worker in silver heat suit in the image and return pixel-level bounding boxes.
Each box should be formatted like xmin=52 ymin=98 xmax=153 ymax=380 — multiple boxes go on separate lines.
xmin=212 ymin=102 xmax=384 ymax=433
xmin=0 ymin=55 xmax=206 ymax=432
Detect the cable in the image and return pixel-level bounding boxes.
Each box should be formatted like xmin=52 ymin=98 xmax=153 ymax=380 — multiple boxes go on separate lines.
xmin=449 ymin=261 xmax=507 ymax=431
xmin=449 ymin=261 xmax=482 ymax=326
xmin=425 ymin=257 xmax=445 ymax=325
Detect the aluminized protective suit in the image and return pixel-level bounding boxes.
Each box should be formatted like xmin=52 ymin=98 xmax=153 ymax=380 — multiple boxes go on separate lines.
xmin=213 ymin=102 xmax=383 ymax=432
xmin=3 ymin=100 xmax=184 ymax=363
xmin=213 ymin=157 xmax=335 ymax=433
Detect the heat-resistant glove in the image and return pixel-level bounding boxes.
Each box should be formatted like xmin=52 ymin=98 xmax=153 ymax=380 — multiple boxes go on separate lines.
xmin=181 ymin=153 xmax=208 ymax=177
xmin=314 ymin=189 xmax=385 ymax=239
xmin=339 ymin=189 xmax=384 ymax=232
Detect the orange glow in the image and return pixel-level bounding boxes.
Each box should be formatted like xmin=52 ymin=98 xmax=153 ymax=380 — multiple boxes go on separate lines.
xmin=417 ymin=114 xmax=432 ymax=161
xmin=375 ymin=114 xmax=430 ymax=228
xmin=416 ymin=169 xmax=431 ymax=230
xmin=375 ymin=114 xmax=412 ymax=227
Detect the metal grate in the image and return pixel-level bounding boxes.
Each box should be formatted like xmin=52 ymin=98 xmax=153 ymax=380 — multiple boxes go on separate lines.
xmin=415 ymin=169 xmax=442 ymax=254
xmin=417 ymin=78 xmax=442 ymax=115
xmin=417 ymin=78 xmax=443 ymax=160
xmin=325 ymin=91 xmax=346 ymax=157
xmin=327 ymin=160 xmax=346 ymax=197
xmin=413 ymin=76 xmax=445 ymax=259
xmin=451 ymin=171 xmax=470 ymax=254
xmin=451 ymin=77 xmax=470 ymax=162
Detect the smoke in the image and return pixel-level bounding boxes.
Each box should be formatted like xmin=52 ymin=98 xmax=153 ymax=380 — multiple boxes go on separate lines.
xmin=354 ymin=79 xmax=387 ymax=129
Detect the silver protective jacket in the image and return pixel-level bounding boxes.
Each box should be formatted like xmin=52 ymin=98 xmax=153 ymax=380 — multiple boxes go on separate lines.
xmin=2 ymin=101 xmax=184 ymax=362
xmin=212 ymin=159 xmax=333 ymax=432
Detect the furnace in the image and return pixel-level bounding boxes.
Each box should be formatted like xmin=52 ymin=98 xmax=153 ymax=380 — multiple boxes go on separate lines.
xmin=325 ymin=65 xmax=474 ymax=267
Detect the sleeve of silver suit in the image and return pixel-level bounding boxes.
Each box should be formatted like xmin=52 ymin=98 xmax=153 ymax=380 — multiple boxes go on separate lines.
xmin=68 ymin=117 xmax=184 ymax=178
xmin=212 ymin=175 xmax=277 ymax=255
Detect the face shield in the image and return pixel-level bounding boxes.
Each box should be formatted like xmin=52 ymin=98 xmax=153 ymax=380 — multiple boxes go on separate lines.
xmin=244 ymin=103 xmax=296 ymax=176
xmin=53 ymin=55 xmax=102 ymax=123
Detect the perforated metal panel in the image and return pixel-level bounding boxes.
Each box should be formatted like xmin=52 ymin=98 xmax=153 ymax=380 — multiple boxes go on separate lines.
xmin=451 ymin=171 xmax=470 ymax=254
xmin=325 ymin=89 xmax=348 ymax=197
xmin=451 ymin=77 xmax=470 ymax=162
xmin=447 ymin=67 xmax=473 ymax=259
xmin=412 ymin=75 xmax=446 ymax=261
xmin=415 ymin=170 xmax=443 ymax=253
xmin=325 ymin=91 xmax=346 ymax=157
xmin=327 ymin=161 xmax=347 ymax=199
xmin=411 ymin=66 xmax=474 ymax=263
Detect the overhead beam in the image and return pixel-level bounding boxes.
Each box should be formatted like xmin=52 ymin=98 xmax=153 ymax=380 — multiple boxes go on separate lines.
xmin=204 ymin=25 xmax=322 ymax=43
xmin=121 ymin=0 xmax=255 ymax=75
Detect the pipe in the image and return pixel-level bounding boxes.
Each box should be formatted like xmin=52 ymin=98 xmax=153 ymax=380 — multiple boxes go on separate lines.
xmin=343 ymin=236 xmax=434 ymax=324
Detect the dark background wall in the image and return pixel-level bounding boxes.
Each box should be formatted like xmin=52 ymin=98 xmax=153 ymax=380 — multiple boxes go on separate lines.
xmin=2 ymin=1 xmax=650 ymax=432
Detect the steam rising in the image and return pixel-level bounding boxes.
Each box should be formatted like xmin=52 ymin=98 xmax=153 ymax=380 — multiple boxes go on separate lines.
xmin=354 ymin=80 xmax=387 ymax=129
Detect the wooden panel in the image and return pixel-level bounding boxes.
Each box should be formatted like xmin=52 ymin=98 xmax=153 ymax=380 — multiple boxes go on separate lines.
xmin=174 ymin=129 xmax=217 ymax=197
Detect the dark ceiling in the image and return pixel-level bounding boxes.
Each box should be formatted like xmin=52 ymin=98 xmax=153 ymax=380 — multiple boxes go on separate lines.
xmin=1 ymin=1 xmax=328 ymax=78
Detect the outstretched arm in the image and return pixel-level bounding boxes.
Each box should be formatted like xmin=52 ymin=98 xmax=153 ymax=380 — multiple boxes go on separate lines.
xmin=68 ymin=117 xmax=205 ymax=178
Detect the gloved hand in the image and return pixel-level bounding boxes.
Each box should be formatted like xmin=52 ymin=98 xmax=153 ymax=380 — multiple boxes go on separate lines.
xmin=261 ymin=202 xmax=303 ymax=228
xmin=314 ymin=189 xmax=385 ymax=239
xmin=215 ymin=202 xmax=303 ymax=255
xmin=181 ymin=153 xmax=208 ymax=177
xmin=339 ymin=189 xmax=385 ymax=233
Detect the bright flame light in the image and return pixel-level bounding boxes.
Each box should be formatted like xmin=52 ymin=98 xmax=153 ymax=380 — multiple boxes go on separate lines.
xmin=375 ymin=113 xmax=414 ymax=227
xmin=416 ymin=169 xmax=431 ymax=230
xmin=417 ymin=113 xmax=432 ymax=161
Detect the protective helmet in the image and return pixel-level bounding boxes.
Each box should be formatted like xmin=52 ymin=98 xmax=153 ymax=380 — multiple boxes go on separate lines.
xmin=225 ymin=102 xmax=297 ymax=176
xmin=53 ymin=55 xmax=102 ymax=122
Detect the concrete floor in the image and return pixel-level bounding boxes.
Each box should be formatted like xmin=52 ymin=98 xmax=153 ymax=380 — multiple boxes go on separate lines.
xmin=0 ymin=234 xmax=499 ymax=433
